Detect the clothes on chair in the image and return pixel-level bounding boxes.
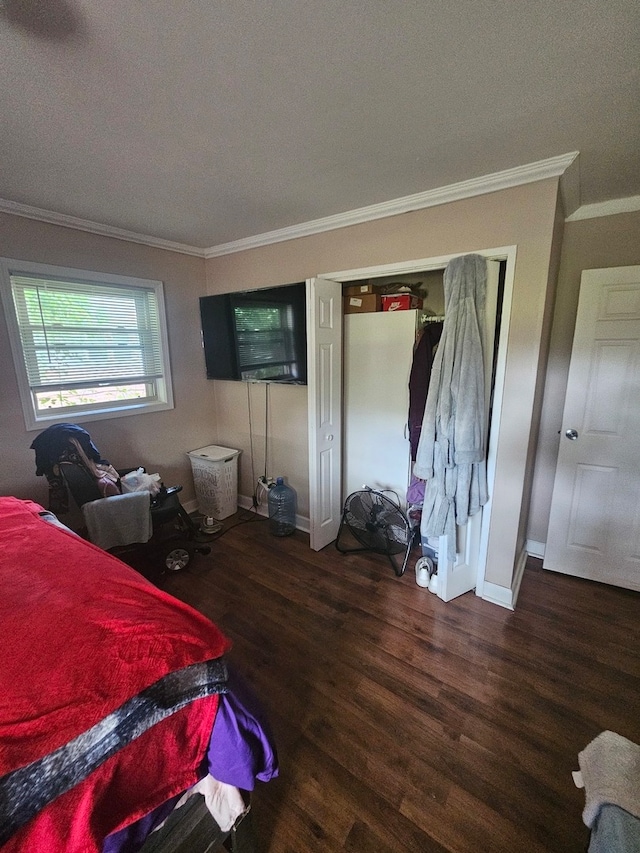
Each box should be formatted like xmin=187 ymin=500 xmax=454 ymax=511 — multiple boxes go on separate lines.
xmin=31 ymin=424 xmax=105 ymax=477
xmin=82 ymin=492 xmax=153 ymax=551
xmin=30 ymin=424 xmax=116 ymax=514
xmin=69 ymin=439 xmax=120 ymax=498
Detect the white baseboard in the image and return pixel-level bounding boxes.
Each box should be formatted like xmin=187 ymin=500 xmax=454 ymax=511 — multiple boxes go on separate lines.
xmin=481 ymin=545 xmax=527 ymax=610
xmin=237 ymin=493 xmax=310 ymax=533
xmin=526 ymin=539 xmax=546 ymax=559
xmin=482 ymin=581 xmax=515 ymax=610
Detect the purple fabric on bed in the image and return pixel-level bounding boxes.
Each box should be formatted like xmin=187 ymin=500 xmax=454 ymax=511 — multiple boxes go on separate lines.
xmin=206 ymin=665 xmax=279 ymax=790
xmin=101 ymin=797 xmax=180 ymax=853
xmin=102 ymin=664 xmax=278 ymax=853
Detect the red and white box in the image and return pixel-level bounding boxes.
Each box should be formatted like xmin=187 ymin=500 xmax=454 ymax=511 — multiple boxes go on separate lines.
xmin=381 ymin=294 xmax=423 ymax=312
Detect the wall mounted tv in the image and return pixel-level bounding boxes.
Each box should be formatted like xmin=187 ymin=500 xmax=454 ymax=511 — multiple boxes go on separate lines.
xmin=199 ymin=282 xmax=307 ymax=384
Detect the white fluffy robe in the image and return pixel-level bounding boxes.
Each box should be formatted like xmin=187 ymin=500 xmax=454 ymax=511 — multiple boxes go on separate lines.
xmin=413 ymin=254 xmax=489 ymax=546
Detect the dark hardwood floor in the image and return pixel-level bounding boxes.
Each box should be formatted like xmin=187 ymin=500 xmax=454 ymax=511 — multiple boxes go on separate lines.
xmin=148 ymin=512 xmax=640 ymax=853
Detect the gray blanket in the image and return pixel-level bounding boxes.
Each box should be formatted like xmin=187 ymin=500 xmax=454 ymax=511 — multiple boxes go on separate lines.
xmin=82 ymin=490 xmax=152 ymax=550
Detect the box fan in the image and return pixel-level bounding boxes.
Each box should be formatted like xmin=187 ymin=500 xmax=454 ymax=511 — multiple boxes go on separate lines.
xmin=335 ymin=487 xmax=413 ymax=576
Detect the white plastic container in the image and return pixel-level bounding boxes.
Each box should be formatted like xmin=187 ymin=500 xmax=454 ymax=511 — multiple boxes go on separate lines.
xmin=187 ymin=445 xmax=241 ymax=520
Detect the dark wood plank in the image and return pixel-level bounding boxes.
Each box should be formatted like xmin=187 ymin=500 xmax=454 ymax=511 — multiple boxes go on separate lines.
xmin=154 ymin=515 xmax=640 ymax=852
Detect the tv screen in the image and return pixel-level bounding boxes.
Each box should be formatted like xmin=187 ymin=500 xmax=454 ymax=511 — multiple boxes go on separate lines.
xmin=200 ymin=282 xmax=307 ymax=384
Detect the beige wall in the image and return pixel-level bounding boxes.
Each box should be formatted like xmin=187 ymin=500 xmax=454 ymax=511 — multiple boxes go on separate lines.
xmin=516 ymin=192 xmax=565 ymax=552
xmin=527 ymin=209 xmax=640 ymax=545
xmin=212 ymin=380 xmax=309 ymax=516
xmin=206 ymin=178 xmax=561 ymax=590
xmin=0 ymin=213 xmax=215 ymax=512
xmin=1 ymin=179 xmax=570 ymax=592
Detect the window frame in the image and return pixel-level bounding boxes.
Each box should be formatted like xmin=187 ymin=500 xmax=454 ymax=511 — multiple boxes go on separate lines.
xmin=0 ymin=258 xmax=174 ymax=430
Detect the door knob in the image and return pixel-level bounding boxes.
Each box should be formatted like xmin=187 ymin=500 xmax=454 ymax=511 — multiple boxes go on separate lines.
xmin=565 ymin=428 xmax=579 ymax=440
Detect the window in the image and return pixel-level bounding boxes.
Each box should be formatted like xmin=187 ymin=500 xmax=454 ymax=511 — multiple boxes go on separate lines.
xmin=0 ymin=259 xmax=174 ymax=429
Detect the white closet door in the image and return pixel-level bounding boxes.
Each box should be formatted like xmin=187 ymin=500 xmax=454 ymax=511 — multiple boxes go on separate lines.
xmin=343 ymin=310 xmax=417 ymax=506
xmin=307 ymin=277 xmax=343 ymax=551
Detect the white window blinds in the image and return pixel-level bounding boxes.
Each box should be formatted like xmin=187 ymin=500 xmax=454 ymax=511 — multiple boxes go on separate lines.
xmin=10 ymin=273 xmax=164 ymax=394
xmin=1 ymin=257 xmax=174 ymax=429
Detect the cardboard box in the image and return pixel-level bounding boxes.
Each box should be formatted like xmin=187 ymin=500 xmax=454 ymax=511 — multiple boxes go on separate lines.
xmin=343 ymin=293 xmax=381 ymax=314
xmin=344 ymin=282 xmax=375 ymax=296
xmin=381 ymin=294 xmax=423 ymax=312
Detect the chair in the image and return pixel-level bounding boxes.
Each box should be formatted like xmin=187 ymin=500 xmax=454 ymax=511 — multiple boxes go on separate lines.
xmin=32 ymin=423 xmax=210 ymax=572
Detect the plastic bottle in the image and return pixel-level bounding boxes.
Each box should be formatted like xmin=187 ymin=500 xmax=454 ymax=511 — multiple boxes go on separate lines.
xmin=268 ymin=477 xmax=296 ymax=536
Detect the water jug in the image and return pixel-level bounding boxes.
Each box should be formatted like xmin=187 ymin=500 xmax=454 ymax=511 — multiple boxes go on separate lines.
xmin=268 ymin=477 xmax=296 ymax=536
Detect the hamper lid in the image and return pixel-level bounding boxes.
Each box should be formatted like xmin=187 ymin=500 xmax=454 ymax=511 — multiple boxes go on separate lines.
xmin=187 ymin=445 xmax=241 ymax=462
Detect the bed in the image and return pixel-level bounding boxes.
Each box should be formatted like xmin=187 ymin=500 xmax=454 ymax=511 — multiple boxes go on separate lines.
xmin=0 ymin=496 xmax=278 ymax=853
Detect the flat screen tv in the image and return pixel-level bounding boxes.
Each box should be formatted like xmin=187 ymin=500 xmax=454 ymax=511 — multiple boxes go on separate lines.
xmin=199 ymin=282 xmax=307 ymax=384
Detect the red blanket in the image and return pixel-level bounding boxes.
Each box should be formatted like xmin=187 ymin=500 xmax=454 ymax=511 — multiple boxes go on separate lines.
xmin=0 ymin=497 xmax=231 ymax=852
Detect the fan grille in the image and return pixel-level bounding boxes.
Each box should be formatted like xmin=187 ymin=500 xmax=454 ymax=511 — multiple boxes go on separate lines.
xmin=341 ymin=490 xmax=410 ymax=556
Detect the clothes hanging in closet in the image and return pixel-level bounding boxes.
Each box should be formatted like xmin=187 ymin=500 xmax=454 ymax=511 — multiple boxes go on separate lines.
xmin=413 ymin=254 xmax=489 ymax=546
xmin=407 ymin=321 xmax=443 ymax=461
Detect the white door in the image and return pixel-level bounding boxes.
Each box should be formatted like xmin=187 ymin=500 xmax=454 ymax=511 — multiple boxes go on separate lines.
xmin=307 ymin=277 xmax=343 ymax=551
xmin=543 ymin=266 xmax=640 ymax=592
xmin=343 ymin=310 xmax=417 ymax=505
xmin=437 ymin=258 xmax=500 ymax=601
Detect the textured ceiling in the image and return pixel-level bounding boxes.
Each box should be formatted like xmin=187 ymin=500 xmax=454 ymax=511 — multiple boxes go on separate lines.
xmin=0 ymin=0 xmax=638 ymax=249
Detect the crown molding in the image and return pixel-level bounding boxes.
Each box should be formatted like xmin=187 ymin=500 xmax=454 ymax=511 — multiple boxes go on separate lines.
xmin=565 ymin=195 xmax=640 ymax=222
xmin=205 ymin=152 xmax=579 ymax=257
xmin=0 ymin=198 xmax=206 ymax=258
xmin=1 ymin=152 xmax=579 ymax=259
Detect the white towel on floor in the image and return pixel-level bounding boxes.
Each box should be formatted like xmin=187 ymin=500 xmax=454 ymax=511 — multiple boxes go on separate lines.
xmin=82 ymin=491 xmax=152 ymax=550
xmin=574 ymin=730 xmax=640 ymax=827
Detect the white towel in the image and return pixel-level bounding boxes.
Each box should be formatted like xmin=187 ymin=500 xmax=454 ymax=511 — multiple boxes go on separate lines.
xmin=574 ymin=730 xmax=640 ymax=828
xmin=82 ymin=492 xmax=152 ymax=551
xmin=153 ymin=776 xmax=247 ymax=834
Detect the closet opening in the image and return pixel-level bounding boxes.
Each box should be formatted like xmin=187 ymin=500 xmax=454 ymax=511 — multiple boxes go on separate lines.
xmin=308 ymin=247 xmax=515 ymax=602
xmin=340 ymin=259 xmax=506 ymax=516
